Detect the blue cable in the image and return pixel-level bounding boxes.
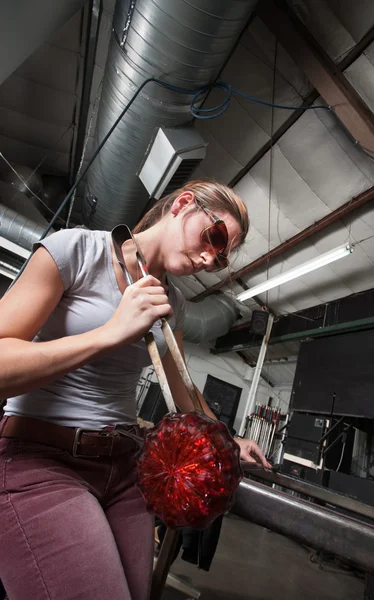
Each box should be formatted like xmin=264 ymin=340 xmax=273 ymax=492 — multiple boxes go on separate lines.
xmin=231 ymin=87 xmax=329 ymax=112
xmin=155 ymin=79 xmax=330 ymax=118
xmin=188 ymin=81 xmax=330 ymax=119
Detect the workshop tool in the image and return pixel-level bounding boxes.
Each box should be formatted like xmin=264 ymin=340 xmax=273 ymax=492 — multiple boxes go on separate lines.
xmin=246 ymin=405 xmax=282 ymax=458
xmin=111 ymin=224 xmax=243 ymax=527
xmin=112 ymin=224 xmax=244 ymax=600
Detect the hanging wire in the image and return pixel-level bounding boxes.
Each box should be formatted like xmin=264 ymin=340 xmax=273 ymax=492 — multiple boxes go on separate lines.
xmin=351 ymin=233 xmax=374 ymax=247
xmin=0 ymin=153 xmax=45 ymax=201
xmin=265 ymin=40 xmax=278 ymax=309
xmin=0 ymin=122 xmax=74 ymax=223
xmin=336 ymin=440 xmax=346 ymax=472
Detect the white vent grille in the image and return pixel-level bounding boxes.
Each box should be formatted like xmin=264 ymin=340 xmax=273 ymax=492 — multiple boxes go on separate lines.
xmin=0 ymin=236 xmax=30 ymax=280
xmin=138 ymin=127 xmax=207 ymax=199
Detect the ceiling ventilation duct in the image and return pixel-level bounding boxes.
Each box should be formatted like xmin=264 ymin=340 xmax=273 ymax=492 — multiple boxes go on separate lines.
xmin=83 ymin=0 xmax=259 ymax=230
xmin=138 ymin=126 xmax=207 ymax=200
xmin=0 ymin=203 xmax=46 ymax=280
xmin=183 ymin=294 xmax=240 ymax=344
xmin=0 ymin=203 xmax=46 ymax=250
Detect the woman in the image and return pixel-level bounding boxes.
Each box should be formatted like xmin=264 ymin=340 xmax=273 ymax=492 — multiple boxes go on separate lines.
xmin=0 ymin=180 xmax=270 ymax=600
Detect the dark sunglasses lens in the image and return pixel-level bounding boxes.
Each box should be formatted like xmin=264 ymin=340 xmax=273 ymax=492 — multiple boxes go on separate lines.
xmin=202 ymin=222 xmax=228 ymax=254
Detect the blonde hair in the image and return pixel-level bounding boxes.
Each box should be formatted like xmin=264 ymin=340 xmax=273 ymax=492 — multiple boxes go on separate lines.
xmin=133 ymin=179 xmax=249 ymax=245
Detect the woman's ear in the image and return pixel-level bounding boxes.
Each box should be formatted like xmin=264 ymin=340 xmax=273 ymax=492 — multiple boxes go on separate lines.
xmin=170 ymin=191 xmax=195 ymax=216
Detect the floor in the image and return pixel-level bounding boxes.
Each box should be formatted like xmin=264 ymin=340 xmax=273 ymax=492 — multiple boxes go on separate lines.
xmin=162 ymin=514 xmax=365 ymax=600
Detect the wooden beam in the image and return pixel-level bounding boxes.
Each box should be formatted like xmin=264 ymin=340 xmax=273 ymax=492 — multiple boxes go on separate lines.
xmin=192 ymin=18 xmax=374 ymax=304
xmin=230 ymin=21 xmax=374 ymax=187
xmin=258 ymin=0 xmax=374 ymax=152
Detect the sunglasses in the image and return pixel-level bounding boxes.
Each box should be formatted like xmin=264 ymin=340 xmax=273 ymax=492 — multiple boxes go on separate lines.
xmin=195 ymin=199 xmax=229 ymax=272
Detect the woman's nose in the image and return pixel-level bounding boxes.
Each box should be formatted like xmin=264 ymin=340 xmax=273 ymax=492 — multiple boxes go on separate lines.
xmin=201 ymin=250 xmax=216 ymax=268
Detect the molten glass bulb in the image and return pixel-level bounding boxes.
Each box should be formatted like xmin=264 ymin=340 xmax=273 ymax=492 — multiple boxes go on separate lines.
xmin=137 ymin=412 xmax=242 ymax=529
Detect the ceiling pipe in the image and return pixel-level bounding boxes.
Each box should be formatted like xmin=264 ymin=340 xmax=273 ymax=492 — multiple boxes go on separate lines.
xmin=83 ymin=0 xmax=259 ymax=230
xmin=233 ymin=478 xmax=374 ymax=575
xmin=0 ymin=203 xmax=47 ymax=250
xmin=183 ymin=294 xmax=240 ymax=344
xmin=192 ymin=185 xmax=374 ymax=302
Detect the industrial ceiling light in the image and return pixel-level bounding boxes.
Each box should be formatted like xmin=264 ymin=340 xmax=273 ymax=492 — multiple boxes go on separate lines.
xmin=237 ymin=244 xmax=353 ymax=302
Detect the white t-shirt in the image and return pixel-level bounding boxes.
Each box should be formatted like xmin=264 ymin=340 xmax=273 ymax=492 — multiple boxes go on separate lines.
xmin=5 ymin=228 xmax=185 ymax=428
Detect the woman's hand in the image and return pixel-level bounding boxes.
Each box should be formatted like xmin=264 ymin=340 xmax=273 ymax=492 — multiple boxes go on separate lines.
xmin=234 ymin=438 xmax=272 ymax=469
xmin=104 ymin=275 xmax=173 ymax=346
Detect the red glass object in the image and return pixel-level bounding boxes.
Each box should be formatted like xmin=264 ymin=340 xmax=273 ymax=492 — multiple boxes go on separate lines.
xmin=137 ymin=412 xmax=243 ymax=529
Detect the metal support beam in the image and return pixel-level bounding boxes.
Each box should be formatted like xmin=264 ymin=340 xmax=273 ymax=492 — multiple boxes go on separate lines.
xmin=259 ymin=0 xmax=374 ymax=151
xmin=233 ymin=478 xmax=374 ymax=575
xmin=213 ymin=314 xmax=374 ymax=354
xmin=192 ymin=186 xmax=374 ymax=302
xmin=150 ymin=477 xmax=374 ymax=594
xmin=230 ymin=284 xmax=374 ymax=339
xmin=242 ymin=465 xmax=374 ymax=521
xmin=238 ymin=315 xmax=274 ymax=436
xmin=71 ymin=0 xmax=102 ymax=183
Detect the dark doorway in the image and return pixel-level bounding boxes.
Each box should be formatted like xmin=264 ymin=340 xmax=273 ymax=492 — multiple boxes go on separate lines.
xmin=203 ymin=375 xmax=242 ymax=433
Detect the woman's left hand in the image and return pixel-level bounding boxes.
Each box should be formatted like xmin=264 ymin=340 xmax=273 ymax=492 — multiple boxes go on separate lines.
xmin=234 ymin=438 xmax=272 ymax=469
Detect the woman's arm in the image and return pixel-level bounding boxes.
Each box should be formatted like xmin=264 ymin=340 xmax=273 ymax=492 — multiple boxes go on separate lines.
xmin=161 ymin=330 xmax=271 ymax=468
xmin=0 ymin=247 xmax=172 ymax=399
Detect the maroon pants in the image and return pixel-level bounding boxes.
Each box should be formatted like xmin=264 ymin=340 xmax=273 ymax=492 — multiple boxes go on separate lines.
xmin=0 ymin=434 xmax=154 ymax=600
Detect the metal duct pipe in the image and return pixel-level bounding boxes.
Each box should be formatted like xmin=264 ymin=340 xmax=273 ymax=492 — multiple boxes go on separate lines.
xmin=84 ymin=0 xmax=259 ymax=230
xmin=0 ymin=203 xmax=46 ymax=250
xmin=0 ymin=0 xmax=87 ymax=86
xmin=233 ymin=478 xmax=374 ymax=575
xmin=183 ymin=295 xmax=240 ymax=343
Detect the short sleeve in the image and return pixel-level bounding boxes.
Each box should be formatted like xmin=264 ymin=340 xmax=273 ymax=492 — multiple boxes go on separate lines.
xmin=33 ymin=228 xmax=88 ymax=290
xmin=169 ymin=283 xmax=186 ymax=331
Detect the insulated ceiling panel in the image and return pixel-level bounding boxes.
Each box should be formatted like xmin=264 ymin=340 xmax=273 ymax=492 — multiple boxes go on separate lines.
xmin=195 ymin=15 xmax=314 ymax=183
xmin=0 ymin=11 xmax=83 ymax=178
xmin=285 ymin=0 xmax=374 ymax=61
xmin=344 ymin=42 xmax=374 ymax=116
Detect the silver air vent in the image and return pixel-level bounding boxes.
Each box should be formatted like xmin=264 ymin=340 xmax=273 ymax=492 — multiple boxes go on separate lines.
xmin=83 ymin=0 xmax=259 ymax=230
xmin=138 ymin=126 xmax=207 ymax=199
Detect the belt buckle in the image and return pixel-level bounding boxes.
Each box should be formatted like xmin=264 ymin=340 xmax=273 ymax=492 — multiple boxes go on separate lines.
xmin=72 ymin=428 xmax=115 ymax=458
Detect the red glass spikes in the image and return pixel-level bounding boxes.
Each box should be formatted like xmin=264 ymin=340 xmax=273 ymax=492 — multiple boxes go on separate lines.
xmin=137 ymin=412 xmax=242 ymax=529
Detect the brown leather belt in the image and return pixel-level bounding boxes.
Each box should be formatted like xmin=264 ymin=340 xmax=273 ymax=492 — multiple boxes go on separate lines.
xmin=0 ymin=416 xmax=143 ymax=458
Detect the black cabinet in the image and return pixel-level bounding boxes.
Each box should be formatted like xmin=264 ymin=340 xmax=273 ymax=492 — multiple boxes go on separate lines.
xmin=292 ymin=329 xmax=374 ymax=418
xmin=203 ymin=375 xmax=241 ymax=432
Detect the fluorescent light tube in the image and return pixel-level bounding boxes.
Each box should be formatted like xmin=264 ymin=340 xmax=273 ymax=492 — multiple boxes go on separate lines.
xmin=237 ymin=244 xmax=353 ymax=302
